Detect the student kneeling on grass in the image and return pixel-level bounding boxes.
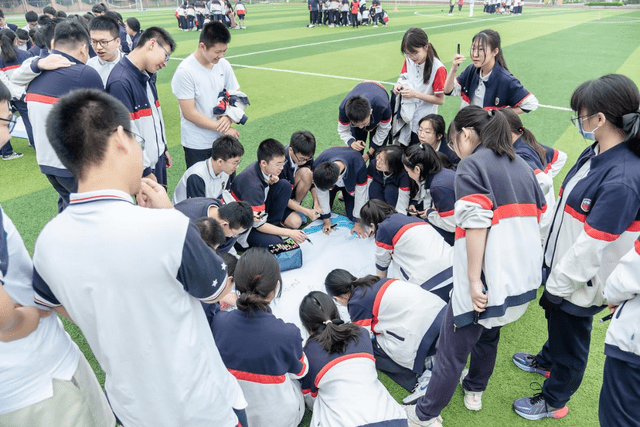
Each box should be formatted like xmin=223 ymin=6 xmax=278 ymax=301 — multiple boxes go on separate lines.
xmin=325 ymin=268 xmax=446 ymax=403
xmin=230 ymin=138 xmax=307 ymax=248
xmin=31 ymin=89 xmax=248 ymax=427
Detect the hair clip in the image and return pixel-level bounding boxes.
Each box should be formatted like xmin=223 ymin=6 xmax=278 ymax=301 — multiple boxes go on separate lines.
xmin=518 ymin=126 xmax=524 ymax=133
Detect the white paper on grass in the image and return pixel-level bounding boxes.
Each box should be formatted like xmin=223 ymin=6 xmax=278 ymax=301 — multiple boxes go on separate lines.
xmin=10 ymin=116 xmax=27 ymax=140
xmin=270 ymin=214 xmax=394 ymax=341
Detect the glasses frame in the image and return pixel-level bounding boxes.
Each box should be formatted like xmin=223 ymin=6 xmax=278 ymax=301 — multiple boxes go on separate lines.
xmin=109 ymin=127 xmax=146 ymax=150
xmin=570 ymin=113 xmax=597 ymax=129
xmin=157 ymin=41 xmax=171 ymax=62
xmin=291 ymin=150 xmax=312 ymax=164
xmin=90 ymin=37 xmax=118 ymax=48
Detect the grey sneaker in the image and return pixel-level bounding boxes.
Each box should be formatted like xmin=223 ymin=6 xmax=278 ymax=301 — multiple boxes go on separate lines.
xmin=512 ymin=352 xmax=551 ymax=378
xmin=2 ymin=152 xmax=23 ymax=160
xmin=404 ymin=405 xmax=443 ymax=427
xmin=513 ymin=387 xmax=568 ymax=420
xmin=403 ymin=368 xmax=432 ymax=404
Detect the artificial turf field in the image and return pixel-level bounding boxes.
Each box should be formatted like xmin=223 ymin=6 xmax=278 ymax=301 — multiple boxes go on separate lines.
xmin=2 ymin=3 xmax=640 ymax=425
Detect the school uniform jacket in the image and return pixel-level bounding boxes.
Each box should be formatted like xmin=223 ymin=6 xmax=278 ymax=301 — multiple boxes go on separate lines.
xmin=348 ymin=278 xmax=446 ymax=373
xmin=313 ymin=147 xmax=369 ymax=220
xmin=423 ymin=168 xmax=457 ymax=239
xmin=210 ymin=308 xmax=308 ymax=427
xmin=514 ymin=137 xmax=555 ymax=244
xmin=107 ymin=56 xmax=168 ymax=174
xmin=338 ymin=82 xmax=392 ymax=149
xmin=173 ymin=197 xmax=237 ymax=253
xmin=453 ymin=146 xmax=546 ymax=328
xmin=454 ymin=62 xmax=537 ymax=112
xmin=367 ymin=159 xmax=410 ymax=212
xmin=230 ymin=161 xmax=269 ymax=215
xmin=543 ymin=143 xmax=567 ymax=178
xmin=301 ymin=327 xmax=408 ymax=427
xmin=375 ymin=213 xmax=453 ymax=301
xmin=172 ymin=159 xmax=233 ymax=204
xmin=544 ymin=142 xmax=640 ymax=316
xmin=280 ymin=144 xmax=312 ymax=186
xmin=0 ymin=48 xmax=32 ymax=99
xmin=604 ymin=237 xmax=640 ymax=365
xmin=26 ymin=50 xmax=103 ymax=177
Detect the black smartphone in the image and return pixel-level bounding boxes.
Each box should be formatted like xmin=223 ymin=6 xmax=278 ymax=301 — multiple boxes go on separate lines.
xmin=457 ymin=43 xmax=460 ymax=55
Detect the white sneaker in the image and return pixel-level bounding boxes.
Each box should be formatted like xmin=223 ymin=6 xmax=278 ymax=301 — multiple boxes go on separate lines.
xmin=404 ymin=405 xmax=443 ymax=427
xmin=372 ymin=23 xmax=378 ymax=27
xmin=403 ymin=369 xmax=432 ymax=404
xmin=460 ymin=368 xmax=483 ymax=411
xmin=2 ymin=152 xmax=23 ymax=160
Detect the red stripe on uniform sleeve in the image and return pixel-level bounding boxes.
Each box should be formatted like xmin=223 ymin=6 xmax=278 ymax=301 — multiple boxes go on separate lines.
xmin=455 ymin=227 xmax=466 ymax=240
xmin=635 ymin=238 xmax=640 ymax=256
xmin=315 ymin=353 xmax=375 ymax=387
xmin=491 ymin=203 xmax=542 ymax=225
xmin=130 ymin=108 xmax=152 ymax=120
xmin=228 ymin=369 xmax=286 ymax=384
xmin=295 ymin=354 xmax=308 ymax=377
xmin=25 ymin=93 xmax=59 ymax=104
xmin=251 ymin=204 xmax=266 ymax=212
xmin=339 ymin=117 xmax=350 ymax=126
xmin=513 ymin=92 xmax=531 ymax=108
xmin=391 ymin=222 xmax=424 ymax=246
xmin=627 ymin=221 xmax=640 ymax=232
xmin=375 ymin=240 xmax=393 ymax=250
xmin=401 ymin=59 xmax=407 ymax=74
xmin=564 ymin=204 xmax=586 ymax=223
xmin=371 ymin=279 xmax=394 ymax=333
xmin=460 ymin=194 xmax=493 ymax=211
xmin=584 ymin=223 xmax=620 ymax=242
xmin=399 ymin=187 xmax=410 ymax=191
xmin=432 ymin=66 xmax=447 ymax=93
xmin=1 ymin=64 xmax=21 ymax=72
xmin=438 ymin=209 xmax=454 ymax=218
xmin=545 ymin=150 xmax=559 ymax=174
xmin=155 ymin=99 xmax=160 ymax=108
xmin=353 ymin=318 xmax=372 ymax=327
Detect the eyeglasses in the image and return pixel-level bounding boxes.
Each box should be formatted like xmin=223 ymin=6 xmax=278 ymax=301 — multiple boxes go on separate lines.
xmin=291 ymin=151 xmax=312 ymax=164
xmin=225 ymin=158 xmax=241 ymax=167
xmin=469 ymin=46 xmax=485 ymax=56
xmin=157 ymin=41 xmax=171 ymax=62
xmin=0 ymin=114 xmax=18 ymax=133
xmin=109 ymin=128 xmax=146 ymax=150
xmin=570 ymin=113 xmax=597 ymax=128
xmin=90 ymin=37 xmax=117 ymax=48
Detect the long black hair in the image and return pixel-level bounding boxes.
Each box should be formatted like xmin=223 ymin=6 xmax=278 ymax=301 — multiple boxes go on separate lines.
xmin=448 ymin=105 xmax=515 ymax=160
xmin=502 ymin=108 xmax=546 ymax=166
xmin=472 ymin=29 xmax=508 ymax=71
xmin=234 ymin=248 xmax=282 ymax=314
xmin=300 ymin=291 xmax=361 ymax=354
xmin=375 ymin=145 xmax=404 ymax=176
xmin=570 ymin=74 xmax=640 ymax=156
xmin=359 ymin=199 xmax=396 ymax=235
xmin=325 ymin=268 xmax=379 ymax=299
xmin=0 ymin=29 xmax=17 ymax=63
xmin=402 ymin=143 xmax=444 ymax=182
xmin=401 ymin=27 xmax=439 ymax=85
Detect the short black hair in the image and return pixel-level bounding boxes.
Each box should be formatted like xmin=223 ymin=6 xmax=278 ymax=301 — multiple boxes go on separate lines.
xmin=37 ymin=14 xmax=51 ymax=27
xmin=89 ymin=15 xmax=120 ymax=39
xmin=195 ymin=217 xmax=226 ymax=250
xmin=312 ymin=161 xmax=340 ymax=191
xmin=53 ymin=20 xmax=90 ymax=50
xmin=211 ymin=135 xmax=244 ymax=160
xmin=56 ymin=10 xmax=67 ymax=18
xmin=16 ymin=28 xmax=29 ymax=41
xmin=25 ymin=11 xmax=38 ymax=23
xmin=46 ymin=89 xmax=132 ymax=180
xmin=290 ymin=130 xmax=316 ymax=158
xmin=103 ymin=11 xmax=122 ymax=25
xmin=0 ymin=80 xmax=11 ymax=103
xmin=30 ymin=29 xmax=45 ymax=48
xmin=199 ymin=20 xmax=230 ymax=48
xmin=92 ymin=3 xmax=107 ymax=14
xmin=136 ymin=26 xmax=176 ymax=52
xmin=0 ymin=9 xmax=5 ymax=19
xmin=345 ymin=95 xmax=371 ymax=124
xmin=126 ymin=17 xmax=141 ymax=33
xmin=83 ymin=12 xmax=95 ymax=22
xmin=218 ymin=251 xmax=238 ymax=277
xmin=217 ymin=201 xmax=253 ymax=230
xmin=257 ymin=138 xmax=286 ymax=163
xmin=43 ymin=6 xmax=57 ymax=16
xmin=43 ymin=18 xmax=63 ymax=50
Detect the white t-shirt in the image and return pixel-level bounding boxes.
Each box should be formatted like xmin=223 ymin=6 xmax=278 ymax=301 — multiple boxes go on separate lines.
xmin=87 ymin=50 xmax=125 ymax=87
xmin=0 ymin=207 xmax=79 ymax=416
xmin=171 ymin=54 xmax=240 ymax=150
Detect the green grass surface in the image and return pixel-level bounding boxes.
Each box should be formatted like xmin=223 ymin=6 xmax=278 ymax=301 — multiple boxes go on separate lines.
xmin=1 ymin=4 xmax=639 ymax=426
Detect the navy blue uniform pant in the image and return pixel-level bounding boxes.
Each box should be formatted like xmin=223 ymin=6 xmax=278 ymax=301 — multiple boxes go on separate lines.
xmin=328 ymin=186 xmax=355 ymax=221
xmin=369 ymin=179 xmax=399 ymax=210
xmin=46 ymin=174 xmax=77 ymax=213
xmin=599 ymin=355 xmax=640 ymax=427
xmin=246 ymin=179 xmax=293 ymax=248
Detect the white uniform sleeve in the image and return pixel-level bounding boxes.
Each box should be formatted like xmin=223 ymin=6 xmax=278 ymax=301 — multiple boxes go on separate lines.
xmin=352 ymin=180 xmax=370 ymax=219
xmin=316 ymin=187 xmax=331 ymax=219
xmin=371 ymin=119 xmax=391 ymax=149
xmin=375 ymin=243 xmax=392 ymax=271
xmin=548 ymin=149 xmax=568 ymax=179
xmin=446 ymin=77 xmax=462 ymax=97
xmin=10 ymin=56 xmax=40 ymax=89
xmin=427 ymin=209 xmax=456 ymax=232
xmin=604 ymin=240 xmax=640 ymax=305
xmin=395 ymin=188 xmax=410 ymax=213
xmin=519 ymin=92 xmax=539 ymax=113
xmin=338 ymin=121 xmax=355 ymax=146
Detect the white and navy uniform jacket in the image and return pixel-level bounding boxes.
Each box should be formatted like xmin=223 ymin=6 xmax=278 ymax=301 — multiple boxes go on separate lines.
xmin=172 ymin=159 xmax=233 ymax=204
xmin=32 ymin=190 xmax=245 ymax=427
xmin=313 ymin=146 xmax=369 ymax=220
xmin=423 ymin=167 xmax=456 ymax=243
xmin=396 ymin=56 xmax=446 ymax=133
xmin=86 ymin=49 xmax=125 ymax=87
xmin=543 ymin=143 xmax=567 ymax=179
xmin=25 ymin=51 xmax=103 ymax=178
xmin=544 ymin=142 xmax=640 ymax=316
xmin=210 ymin=307 xmax=308 ymax=427
xmin=107 ymin=56 xmax=168 ymax=176
xmin=301 ymin=327 xmax=408 ymax=427
xmin=210 ymin=0 xmax=224 ymax=14
xmin=0 ymin=207 xmax=81 ymax=417
xmin=366 ymin=158 xmax=410 ymax=212
xmin=279 ymin=144 xmax=313 ymax=187
xmin=236 ymin=0 xmax=246 ymax=13
xmin=604 ymin=237 xmax=640 ymax=365
xmin=118 ymin=23 xmax=129 ymax=54
xmin=338 ymin=81 xmax=392 ymax=150
xmin=513 ymin=137 xmax=555 ymax=244
xmin=375 ymin=213 xmax=453 ymax=300
xmin=348 ymin=278 xmax=446 ymax=375
xmin=449 ymin=62 xmax=538 ymax=112
xmin=0 ymin=48 xmax=32 ymax=100
xmin=173 ymin=197 xmax=237 ymax=253
xmin=230 ymin=161 xmax=270 ymax=216
xmin=453 ymin=146 xmax=546 ymax=328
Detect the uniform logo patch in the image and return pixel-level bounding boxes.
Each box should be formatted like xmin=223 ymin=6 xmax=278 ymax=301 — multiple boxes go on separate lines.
xmin=494 ymin=97 xmax=500 ymax=106
xmin=581 ymin=198 xmax=592 ymax=213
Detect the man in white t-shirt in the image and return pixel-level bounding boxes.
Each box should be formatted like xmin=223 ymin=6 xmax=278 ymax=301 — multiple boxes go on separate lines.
xmin=32 ymin=89 xmax=248 ymax=427
xmin=86 ymin=16 xmax=125 ymax=87
xmin=171 ymin=20 xmax=247 ymax=168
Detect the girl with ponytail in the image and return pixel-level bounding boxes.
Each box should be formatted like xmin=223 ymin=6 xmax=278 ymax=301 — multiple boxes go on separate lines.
xmin=359 ymin=199 xmax=453 ymax=299
xmin=299 ymin=291 xmax=408 ymax=427
xmin=393 ymin=28 xmax=447 ymax=146
xmin=406 ymin=105 xmax=545 ymax=426
xmin=403 ymin=143 xmax=457 ymax=245
xmin=513 ymin=74 xmax=640 ymax=421
xmin=325 ymin=268 xmax=446 ymax=403
xmin=443 ymin=29 xmax=539 ymax=114
xmin=208 ymin=248 xmax=307 ymax=427
xmin=0 ymin=29 xmax=33 ymax=160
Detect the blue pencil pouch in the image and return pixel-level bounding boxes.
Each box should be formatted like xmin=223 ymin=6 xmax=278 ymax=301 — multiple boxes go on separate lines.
xmin=268 ymin=238 xmax=303 ymax=271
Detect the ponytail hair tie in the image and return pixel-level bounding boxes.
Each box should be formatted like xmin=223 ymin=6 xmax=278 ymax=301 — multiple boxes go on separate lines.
xmin=518 ymin=126 xmax=524 ymax=133
xmin=419 ymin=143 xmax=426 ymax=151
xmin=332 ymin=318 xmax=345 ymax=325
xmin=623 ymin=111 xmax=640 ymax=141
xmin=323 ymin=319 xmax=332 ymax=325
xmin=487 ymin=109 xmax=495 ymax=117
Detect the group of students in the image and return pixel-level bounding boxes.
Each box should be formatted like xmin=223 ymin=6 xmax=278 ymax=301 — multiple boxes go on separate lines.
xmin=0 ymin=9 xmax=640 ymax=427
xmin=307 ymin=0 xmax=387 ymax=28
xmin=176 ymin=0 xmax=247 ymax=31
